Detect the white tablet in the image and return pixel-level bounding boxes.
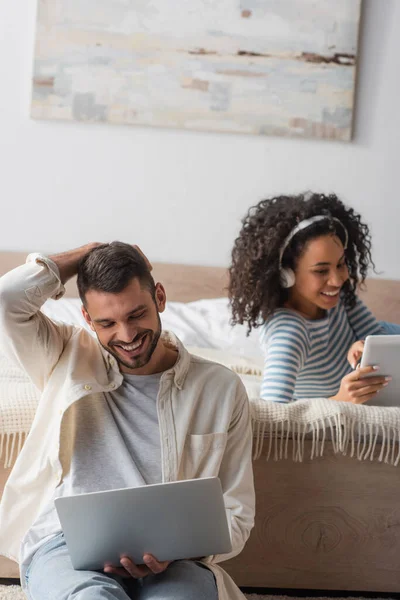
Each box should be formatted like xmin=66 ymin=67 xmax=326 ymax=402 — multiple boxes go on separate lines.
xmin=360 ymin=335 xmax=400 ymax=407
xmin=55 ymin=477 xmax=232 ymax=570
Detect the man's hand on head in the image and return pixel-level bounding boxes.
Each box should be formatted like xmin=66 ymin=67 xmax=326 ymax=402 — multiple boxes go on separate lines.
xmin=49 ymin=243 xmax=152 ymax=286
xmin=131 ymin=245 xmax=153 ymax=272
xmin=104 ymin=554 xmax=170 ymax=579
xmin=49 ymin=243 xmax=103 ymax=285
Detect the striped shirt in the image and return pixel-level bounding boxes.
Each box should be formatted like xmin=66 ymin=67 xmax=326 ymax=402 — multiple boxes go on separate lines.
xmin=259 ymin=296 xmax=383 ymax=403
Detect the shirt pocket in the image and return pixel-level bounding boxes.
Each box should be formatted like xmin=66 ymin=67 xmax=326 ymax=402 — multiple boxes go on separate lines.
xmin=180 ymin=432 xmax=228 ymax=480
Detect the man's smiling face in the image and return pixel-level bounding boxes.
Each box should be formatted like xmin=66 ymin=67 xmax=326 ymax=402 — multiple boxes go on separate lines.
xmin=82 ymin=277 xmax=166 ymax=373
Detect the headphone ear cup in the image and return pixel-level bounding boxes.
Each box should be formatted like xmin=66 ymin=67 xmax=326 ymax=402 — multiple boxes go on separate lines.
xmin=280 ymin=268 xmax=296 ymax=289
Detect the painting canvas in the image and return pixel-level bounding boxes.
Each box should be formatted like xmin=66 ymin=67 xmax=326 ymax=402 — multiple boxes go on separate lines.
xmin=31 ymin=0 xmax=362 ymax=140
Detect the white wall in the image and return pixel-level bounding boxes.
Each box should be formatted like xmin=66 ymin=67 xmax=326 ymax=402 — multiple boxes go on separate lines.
xmin=0 ymin=0 xmax=399 ymax=278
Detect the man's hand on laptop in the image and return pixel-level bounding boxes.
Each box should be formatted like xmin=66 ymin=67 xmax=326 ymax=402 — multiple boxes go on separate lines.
xmin=104 ymin=554 xmax=170 ymax=578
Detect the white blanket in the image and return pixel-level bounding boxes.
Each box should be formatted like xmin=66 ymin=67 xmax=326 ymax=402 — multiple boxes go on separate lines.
xmin=2 ymin=348 xmax=400 ymax=468
xmin=251 ymin=397 xmax=400 ymax=465
xmin=0 ymin=353 xmax=39 ymax=467
xmin=187 ymin=346 xmax=400 ymax=466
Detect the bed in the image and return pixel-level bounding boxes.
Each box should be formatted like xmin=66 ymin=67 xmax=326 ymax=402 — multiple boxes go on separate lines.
xmin=1 ymin=251 xmax=400 ymax=592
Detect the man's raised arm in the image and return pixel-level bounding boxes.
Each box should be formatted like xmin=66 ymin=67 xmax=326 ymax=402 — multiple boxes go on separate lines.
xmin=0 ymin=243 xmax=98 ymax=390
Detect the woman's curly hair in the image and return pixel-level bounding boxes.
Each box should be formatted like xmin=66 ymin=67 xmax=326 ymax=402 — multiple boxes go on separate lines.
xmin=229 ymin=193 xmax=375 ymax=333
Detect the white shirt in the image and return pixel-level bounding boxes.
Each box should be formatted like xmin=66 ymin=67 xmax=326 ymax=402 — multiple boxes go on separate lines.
xmin=21 ymin=371 xmax=163 ymax=572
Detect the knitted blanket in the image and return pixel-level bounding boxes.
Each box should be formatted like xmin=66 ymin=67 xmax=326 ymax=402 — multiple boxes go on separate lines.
xmin=1 ymin=350 xmax=400 ymax=468
xmin=251 ymin=397 xmax=400 ymax=465
xmin=0 ymin=353 xmax=39 ymax=468
xmin=189 ymin=347 xmax=400 ymax=467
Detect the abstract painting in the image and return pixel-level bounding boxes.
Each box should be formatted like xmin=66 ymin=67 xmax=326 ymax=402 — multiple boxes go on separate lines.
xmin=31 ymin=0 xmax=362 ymax=140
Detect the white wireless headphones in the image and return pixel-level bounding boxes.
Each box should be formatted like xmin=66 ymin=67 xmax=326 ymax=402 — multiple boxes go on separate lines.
xmin=279 ymin=215 xmax=348 ymax=289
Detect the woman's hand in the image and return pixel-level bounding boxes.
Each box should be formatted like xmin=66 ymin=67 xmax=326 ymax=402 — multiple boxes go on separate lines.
xmin=347 ymin=340 xmax=365 ymax=369
xmin=330 ymin=366 xmax=391 ymax=404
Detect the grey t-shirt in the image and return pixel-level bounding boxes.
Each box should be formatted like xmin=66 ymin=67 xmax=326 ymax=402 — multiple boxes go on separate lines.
xmin=21 ymin=371 xmax=162 ymax=569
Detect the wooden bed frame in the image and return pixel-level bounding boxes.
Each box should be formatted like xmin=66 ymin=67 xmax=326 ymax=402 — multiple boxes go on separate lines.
xmin=1 ymin=251 xmax=400 ymax=591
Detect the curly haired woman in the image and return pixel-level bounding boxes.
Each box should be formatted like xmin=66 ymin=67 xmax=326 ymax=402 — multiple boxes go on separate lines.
xmin=229 ymin=193 xmax=399 ymax=404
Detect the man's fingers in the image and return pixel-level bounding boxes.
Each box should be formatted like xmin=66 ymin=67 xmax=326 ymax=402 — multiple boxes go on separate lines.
xmin=143 ymin=554 xmax=170 ymax=574
xmin=105 ymin=557 xmax=149 ymax=579
xmin=104 ymin=565 xmax=132 ymax=579
xmin=132 ymin=245 xmax=153 ymax=272
xmin=119 ymin=556 xmax=150 ymax=578
xmin=104 ymin=555 xmax=169 ymax=579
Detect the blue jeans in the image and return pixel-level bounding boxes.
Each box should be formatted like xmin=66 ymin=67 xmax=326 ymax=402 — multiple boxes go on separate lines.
xmin=25 ymin=533 xmax=218 ymax=600
xmin=380 ymin=321 xmax=400 ymax=335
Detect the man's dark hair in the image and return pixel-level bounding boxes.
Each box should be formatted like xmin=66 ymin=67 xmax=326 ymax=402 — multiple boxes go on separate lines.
xmin=77 ymin=242 xmax=156 ymax=305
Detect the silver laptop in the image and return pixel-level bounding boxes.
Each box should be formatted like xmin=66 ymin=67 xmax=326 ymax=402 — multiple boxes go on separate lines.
xmin=360 ymin=335 xmax=400 ymax=407
xmin=55 ymin=476 xmax=232 ymax=570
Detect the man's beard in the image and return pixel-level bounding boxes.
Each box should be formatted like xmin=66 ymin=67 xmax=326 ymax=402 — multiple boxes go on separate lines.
xmin=101 ymin=313 xmax=162 ymax=371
